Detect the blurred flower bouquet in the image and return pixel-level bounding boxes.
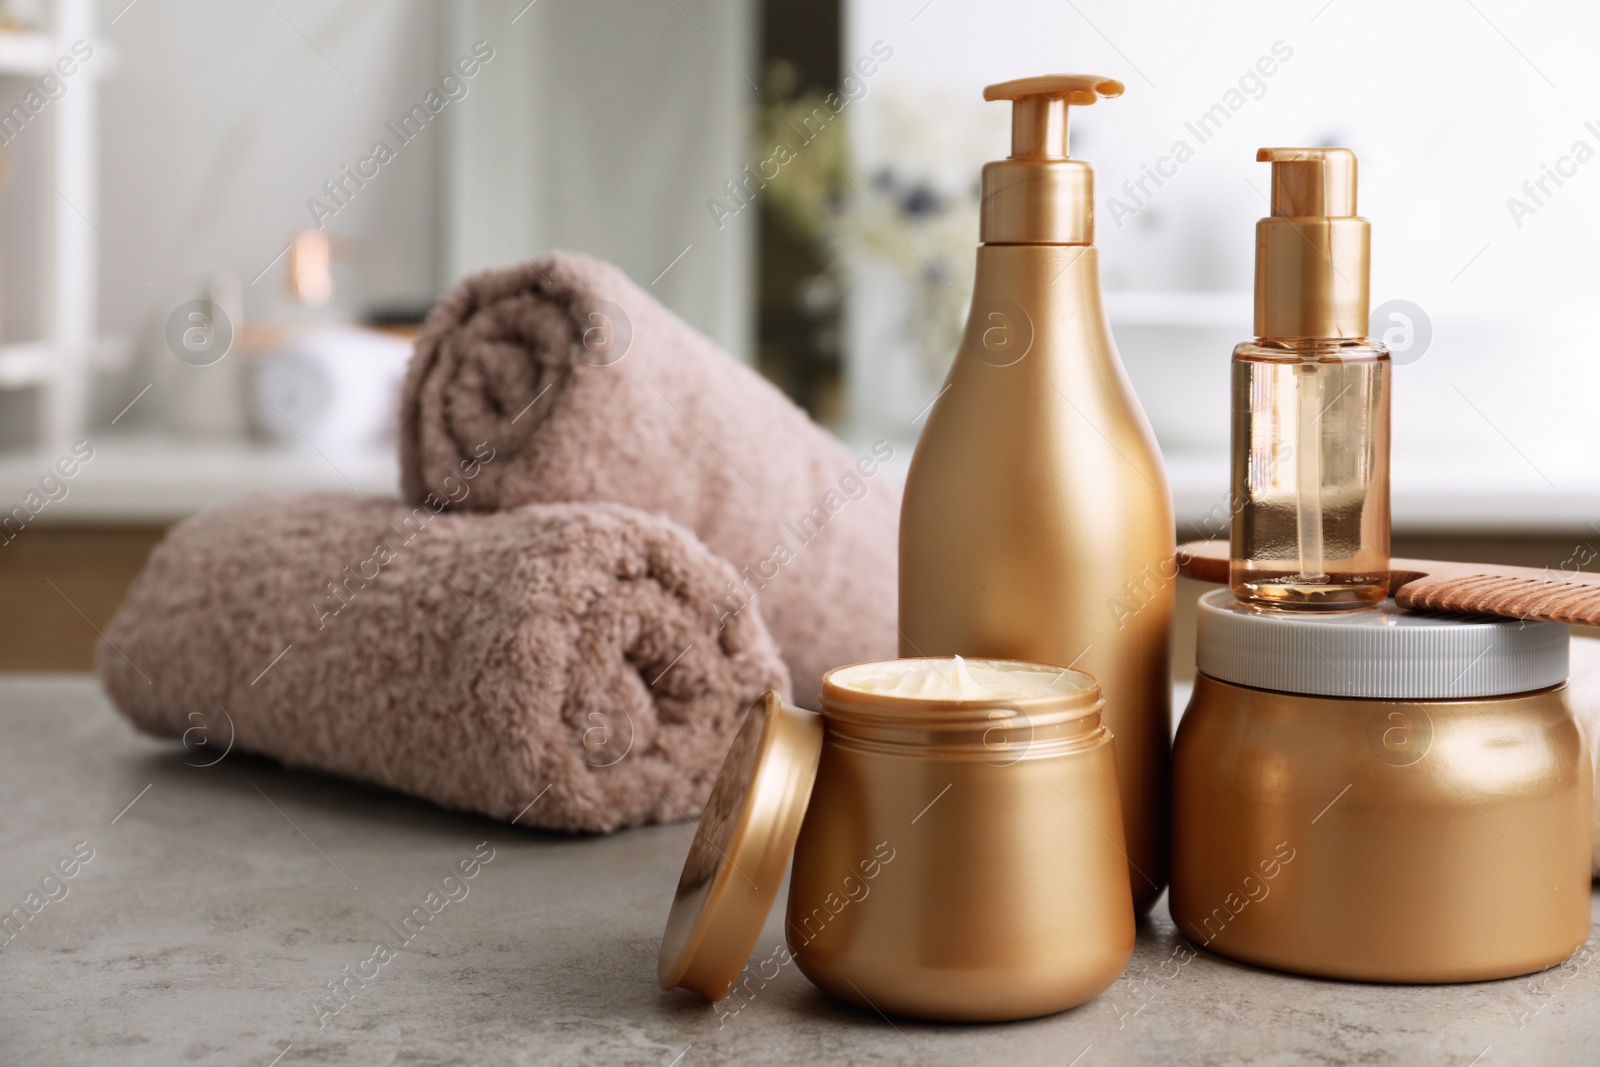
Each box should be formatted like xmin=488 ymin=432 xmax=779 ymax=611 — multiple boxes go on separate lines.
xmin=759 ymin=68 xmax=1003 ymax=394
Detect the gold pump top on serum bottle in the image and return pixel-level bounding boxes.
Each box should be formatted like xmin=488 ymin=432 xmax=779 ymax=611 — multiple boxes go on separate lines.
xmin=1230 ymin=147 xmax=1391 ymax=611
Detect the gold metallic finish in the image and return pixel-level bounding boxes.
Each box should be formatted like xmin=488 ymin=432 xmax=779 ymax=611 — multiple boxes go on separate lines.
xmin=658 ymin=692 xmax=823 ymax=1000
xmin=900 ymin=240 xmax=1175 ymax=914
xmin=1171 ymin=673 xmax=1593 ymax=983
xmin=1259 ymin=146 xmax=1356 ymax=217
xmin=980 ymin=161 xmax=1096 ymax=245
xmin=786 ymin=662 xmax=1135 ymax=1020
xmin=1253 ymin=147 xmax=1370 ymax=339
xmin=979 ymin=74 xmax=1122 ymax=244
xmin=983 ymin=74 xmax=1124 ymax=112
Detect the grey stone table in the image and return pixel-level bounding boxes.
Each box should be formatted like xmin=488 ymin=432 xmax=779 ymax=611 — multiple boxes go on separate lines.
xmin=2 ymin=676 xmax=1596 ymax=1066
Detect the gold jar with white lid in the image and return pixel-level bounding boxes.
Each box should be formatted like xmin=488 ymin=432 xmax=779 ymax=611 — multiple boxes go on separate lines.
xmin=659 ymin=657 xmax=1135 ymax=1020
xmin=1171 ymin=590 xmax=1592 ymax=982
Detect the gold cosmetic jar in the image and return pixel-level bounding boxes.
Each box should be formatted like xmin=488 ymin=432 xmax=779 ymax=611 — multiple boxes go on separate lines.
xmin=659 ymin=659 xmax=1136 ymax=1021
xmin=1171 ymin=590 xmax=1592 ymax=983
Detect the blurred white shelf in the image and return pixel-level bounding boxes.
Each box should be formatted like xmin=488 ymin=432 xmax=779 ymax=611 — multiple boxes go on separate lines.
xmin=0 ymin=336 xmax=126 ymax=387
xmin=1104 ymin=291 xmax=1252 ymax=328
xmin=0 ymin=341 xmax=48 ymax=387
xmin=0 ymin=31 xmax=58 ymax=75
xmin=0 ymin=32 xmax=113 ymax=77
xmin=5 ymin=435 xmax=1597 ymax=533
xmin=1166 ymin=448 xmax=1600 ymax=536
xmin=0 ymin=2 xmax=116 ymax=454
xmin=0 ymin=434 xmax=399 ymax=523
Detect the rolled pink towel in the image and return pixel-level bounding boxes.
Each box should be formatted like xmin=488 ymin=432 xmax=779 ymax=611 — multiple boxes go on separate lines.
xmin=399 ymin=251 xmax=900 ymax=705
xmin=97 ymin=493 xmax=790 ymax=833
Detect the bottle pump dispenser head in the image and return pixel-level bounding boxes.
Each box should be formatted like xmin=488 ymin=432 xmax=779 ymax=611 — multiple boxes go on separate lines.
xmin=980 ymin=74 xmax=1123 ymax=245
xmin=1254 ymin=147 xmax=1371 ymax=339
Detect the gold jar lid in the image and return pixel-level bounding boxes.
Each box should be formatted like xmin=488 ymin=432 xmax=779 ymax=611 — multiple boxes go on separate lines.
xmin=657 ymin=691 xmax=823 ymax=1000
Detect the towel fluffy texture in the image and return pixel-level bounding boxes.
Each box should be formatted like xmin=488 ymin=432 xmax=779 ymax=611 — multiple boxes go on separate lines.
xmin=97 ymin=494 xmax=790 ymax=832
xmin=399 ymin=251 xmax=900 ymax=705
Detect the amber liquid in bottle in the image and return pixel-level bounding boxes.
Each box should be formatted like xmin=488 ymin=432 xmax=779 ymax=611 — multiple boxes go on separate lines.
xmin=1230 ymin=338 xmax=1390 ymax=610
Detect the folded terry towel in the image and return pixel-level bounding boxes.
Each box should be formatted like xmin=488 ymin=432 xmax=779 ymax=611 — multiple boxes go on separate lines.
xmin=399 ymin=251 xmax=900 ymax=705
xmin=97 ymin=494 xmax=790 ymax=832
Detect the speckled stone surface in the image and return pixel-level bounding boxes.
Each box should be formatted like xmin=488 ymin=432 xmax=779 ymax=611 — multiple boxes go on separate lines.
xmin=2 ymin=675 xmax=1595 ymax=1066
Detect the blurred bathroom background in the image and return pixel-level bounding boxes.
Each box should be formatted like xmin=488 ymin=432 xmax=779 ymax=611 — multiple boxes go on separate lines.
xmin=3 ymin=0 xmax=1598 ymax=670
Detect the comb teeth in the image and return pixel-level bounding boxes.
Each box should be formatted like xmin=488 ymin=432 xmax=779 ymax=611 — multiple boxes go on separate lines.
xmin=1397 ymin=574 xmax=1600 ymax=626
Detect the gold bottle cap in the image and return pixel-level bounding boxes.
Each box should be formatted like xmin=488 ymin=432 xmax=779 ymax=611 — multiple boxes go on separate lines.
xmin=1254 ymin=147 xmax=1371 ymax=339
xmin=980 ymin=74 xmax=1123 ymax=245
xmin=657 ymin=691 xmax=823 ymax=1000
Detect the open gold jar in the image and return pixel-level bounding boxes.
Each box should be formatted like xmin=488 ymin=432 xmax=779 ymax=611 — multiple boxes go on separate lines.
xmin=659 ymin=658 xmax=1136 ymax=1021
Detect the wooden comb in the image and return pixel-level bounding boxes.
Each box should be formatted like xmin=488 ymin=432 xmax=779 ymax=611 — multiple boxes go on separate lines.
xmin=1175 ymin=540 xmax=1600 ymax=627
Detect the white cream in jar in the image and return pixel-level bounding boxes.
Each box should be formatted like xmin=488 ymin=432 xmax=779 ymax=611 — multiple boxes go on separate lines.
xmin=827 ymin=656 xmax=1087 ymax=702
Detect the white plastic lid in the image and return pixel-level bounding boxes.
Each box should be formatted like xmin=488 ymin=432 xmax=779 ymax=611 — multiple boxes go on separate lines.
xmin=1195 ymin=590 xmax=1569 ymax=699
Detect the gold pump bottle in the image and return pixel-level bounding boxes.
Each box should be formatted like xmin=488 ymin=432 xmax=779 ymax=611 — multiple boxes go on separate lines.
xmin=898 ymin=75 xmax=1174 ymax=914
xmin=1230 ymin=148 xmax=1390 ymax=609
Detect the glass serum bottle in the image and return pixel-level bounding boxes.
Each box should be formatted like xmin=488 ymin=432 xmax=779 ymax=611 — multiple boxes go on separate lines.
xmin=1231 ymin=148 xmax=1390 ymax=610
